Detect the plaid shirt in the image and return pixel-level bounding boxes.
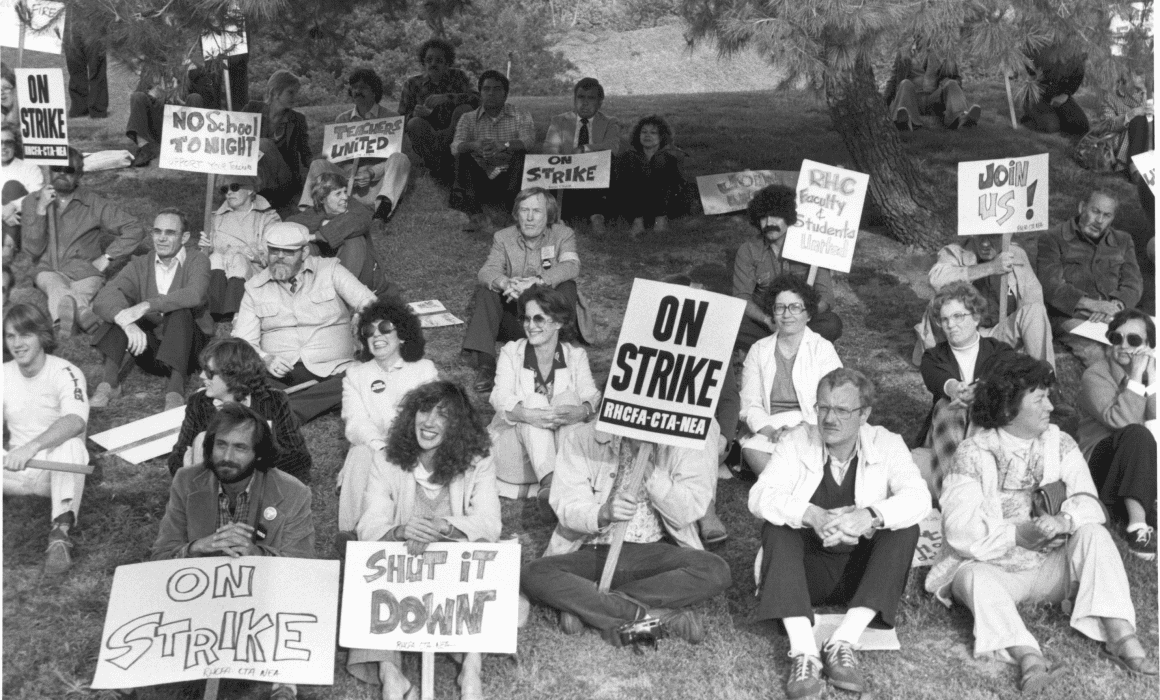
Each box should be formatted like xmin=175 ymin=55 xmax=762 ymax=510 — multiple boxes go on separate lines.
xmin=397 ymin=68 xmax=478 ymax=121
xmin=451 ymin=103 xmax=536 ymax=178
xmin=217 ymin=481 xmax=253 ymax=529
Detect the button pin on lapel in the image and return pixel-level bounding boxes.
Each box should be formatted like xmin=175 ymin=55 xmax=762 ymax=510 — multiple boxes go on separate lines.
xmin=264 ymin=506 xmax=278 ymax=521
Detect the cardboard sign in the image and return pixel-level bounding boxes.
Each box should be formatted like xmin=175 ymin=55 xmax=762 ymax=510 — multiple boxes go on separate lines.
xmin=780 ymin=160 xmax=867 ymax=274
xmin=201 ymin=20 xmax=248 ymax=60
xmin=91 ymin=557 xmax=339 ymax=689
xmin=13 ymin=67 xmax=68 ymax=165
xmin=1132 ymin=150 xmax=1156 ymax=196
xmin=696 ymin=170 xmax=799 ymax=215
xmin=522 ymin=151 xmax=611 ymax=190
xmin=911 ymin=508 xmax=943 ymax=568
xmin=321 ymin=116 xmax=404 ymax=165
xmin=407 ymin=300 xmax=464 ymax=328
xmin=0 ymin=0 xmax=64 ymax=54
xmin=340 ymin=541 xmax=521 ymax=654
xmin=597 ymin=279 xmax=745 ymax=450
xmin=956 ymin=153 xmax=1049 ymax=235
xmin=160 ymin=105 xmax=261 ymax=176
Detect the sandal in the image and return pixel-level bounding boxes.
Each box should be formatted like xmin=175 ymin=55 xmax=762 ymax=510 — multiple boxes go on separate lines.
xmin=1018 ymin=654 xmax=1063 ymax=693
xmin=1100 ymin=634 xmax=1160 ymax=676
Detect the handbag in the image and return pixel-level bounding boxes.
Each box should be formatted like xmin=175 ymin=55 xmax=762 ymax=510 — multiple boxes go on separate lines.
xmin=1032 ymin=479 xmax=1110 ymax=521
xmin=1073 ymin=131 xmax=1120 ymax=173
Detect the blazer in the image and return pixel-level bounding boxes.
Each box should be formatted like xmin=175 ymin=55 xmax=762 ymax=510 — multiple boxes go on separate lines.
xmin=916 ymin=337 xmax=1016 ymax=444
xmin=92 ymin=248 xmax=214 ymax=336
xmin=1036 ymin=218 xmax=1143 ymax=316
xmin=542 ymin=111 xmax=622 ymax=156
xmin=243 ymin=100 xmax=312 ymax=173
xmin=740 ymin=328 xmax=843 ymax=433
xmin=489 ymin=339 xmax=601 ymax=422
xmin=151 ymin=465 xmax=315 ymax=560
xmin=748 ymin=423 xmax=932 ymax=530
xmin=356 ymin=454 xmax=502 ymax=544
xmin=1077 ymin=359 xmax=1150 ymax=460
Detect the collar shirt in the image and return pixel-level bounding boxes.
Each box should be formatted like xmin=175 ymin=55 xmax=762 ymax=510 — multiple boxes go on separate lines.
xmin=217 ymin=475 xmax=255 ymax=529
xmin=733 ymin=235 xmax=835 ymax=309
xmin=154 ymin=247 xmax=187 ymax=295
xmin=334 ymin=103 xmax=397 ymax=169
xmin=822 ymin=440 xmax=862 ymax=485
xmin=451 ymin=103 xmax=536 ymax=178
xmin=397 ymin=68 xmax=476 ymax=120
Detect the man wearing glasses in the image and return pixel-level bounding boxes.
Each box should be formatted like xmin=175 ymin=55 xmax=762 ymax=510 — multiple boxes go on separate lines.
xmin=233 ymin=222 xmax=377 ymax=423
xmin=749 ymin=368 xmax=930 ymax=699
xmin=20 ymin=148 xmax=145 ymax=340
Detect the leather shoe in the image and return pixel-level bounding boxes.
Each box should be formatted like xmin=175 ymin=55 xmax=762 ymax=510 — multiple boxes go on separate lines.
xmin=473 ymin=364 xmax=495 ymax=393
xmin=559 ymin=611 xmax=585 ymax=635
xmin=44 ymin=527 xmax=74 ymax=576
xmin=373 ymin=197 xmax=394 ymax=221
xmin=132 ymin=142 xmax=157 ymax=167
xmin=821 ymin=640 xmax=866 ymax=693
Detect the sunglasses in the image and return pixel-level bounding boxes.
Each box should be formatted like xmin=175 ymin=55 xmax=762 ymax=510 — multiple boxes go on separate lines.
xmin=50 ymin=165 xmax=77 ymax=174
xmin=361 ymin=321 xmax=397 ymax=337
xmin=1108 ymin=331 xmax=1147 ymax=347
xmin=520 ymin=313 xmax=555 ymax=326
xmin=0 ymin=139 xmax=14 ymax=147
xmin=218 ymin=182 xmax=247 ymax=194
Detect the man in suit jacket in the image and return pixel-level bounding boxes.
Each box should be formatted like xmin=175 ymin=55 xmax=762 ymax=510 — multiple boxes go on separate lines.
xmin=89 ymin=208 xmax=212 ymax=410
xmin=152 ymin=402 xmax=313 ymax=700
xmin=541 ymin=77 xmax=621 ymax=234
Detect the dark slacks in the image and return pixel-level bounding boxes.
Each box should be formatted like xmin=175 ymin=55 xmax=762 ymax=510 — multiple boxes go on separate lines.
xmin=716 ymin=360 xmax=740 ymax=452
xmin=3 ymin=180 xmax=27 ymax=249
xmin=522 ymin=541 xmax=732 ymax=633
xmin=207 ymin=270 xmax=247 ymax=316
xmin=270 ymin=362 xmax=344 ymax=424
xmin=1022 ymin=95 xmax=1090 ymax=136
xmin=91 ymin=309 xmax=208 ymax=380
xmin=450 ymin=153 xmax=527 ymax=215
xmin=616 ymin=150 xmax=688 ymax=220
xmin=735 ymin=311 xmax=844 ymax=354
xmin=557 ymin=186 xmax=611 ymax=221
xmin=462 ymin=280 xmax=579 ymax=358
xmin=64 ymin=25 xmax=108 ymax=118
xmin=1089 ymin=424 xmax=1157 ymax=524
xmin=125 ymin=92 xmax=207 ymax=147
xmin=755 ymin=522 xmax=920 ymax=627
xmin=406 ymin=105 xmax=474 ymax=181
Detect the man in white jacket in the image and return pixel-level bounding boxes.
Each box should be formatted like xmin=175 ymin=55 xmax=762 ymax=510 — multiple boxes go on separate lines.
xmin=748 ymin=368 xmax=931 ymax=699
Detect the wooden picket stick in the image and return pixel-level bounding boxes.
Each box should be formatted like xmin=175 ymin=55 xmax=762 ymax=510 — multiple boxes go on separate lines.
xmin=26 ymin=458 xmax=93 ymax=474
xmin=46 ymin=200 xmax=58 ymax=271
xmin=997 ymin=233 xmax=1012 ymax=322
xmin=806 ymin=265 xmax=818 ymax=286
xmin=346 ymin=156 xmax=360 ymax=197
xmin=203 ymin=173 xmax=216 ymax=238
xmin=202 ymin=677 xmax=220 ymax=700
xmin=597 ymin=441 xmax=655 ymax=592
xmin=1003 ymin=75 xmax=1019 ymax=130
xmin=421 ymin=651 xmax=436 ymax=700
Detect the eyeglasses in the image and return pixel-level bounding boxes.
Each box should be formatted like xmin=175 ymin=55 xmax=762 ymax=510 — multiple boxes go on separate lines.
xmin=267 ymin=247 xmax=301 ymax=258
xmin=218 ymin=182 xmax=247 ymax=194
xmin=361 ymin=321 xmax=396 ymax=337
xmin=815 ymin=403 xmax=866 ymax=420
xmin=773 ymin=303 xmax=806 ymax=316
xmin=1108 ymin=331 xmax=1147 ymax=347
xmin=939 ymin=311 xmax=974 ymax=327
xmin=0 ymin=139 xmax=14 ymax=147
xmin=520 ymin=313 xmax=555 ymax=326
xmin=49 ymin=165 xmax=77 ymax=174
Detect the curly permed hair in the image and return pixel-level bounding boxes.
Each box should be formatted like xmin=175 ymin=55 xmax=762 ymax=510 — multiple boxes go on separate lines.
xmin=385 ymin=381 xmax=490 ymax=486
xmin=357 ymin=297 xmax=426 ymax=362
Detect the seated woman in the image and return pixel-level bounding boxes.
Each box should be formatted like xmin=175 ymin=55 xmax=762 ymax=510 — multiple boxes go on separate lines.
xmin=740 ymin=275 xmax=842 ymax=476
xmin=353 ymin=380 xmax=500 ymax=700
xmin=926 ymin=354 xmax=1157 ymax=690
xmin=917 ymin=282 xmax=1016 ymax=491
xmin=337 ymin=298 xmax=439 ymax=533
xmin=2 ymin=123 xmax=42 ymax=255
xmin=200 ymin=174 xmax=279 ymax=317
xmin=616 ymin=115 xmax=691 ymax=237
xmin=167 ymin=337 xmax=312 ymax=484
xmin=3 ymin=303 xmax=89 ymax=576
xmin=1077 ymin=309 xmax=1157 ymax=559
xmin=287 ymin=172 xmax=384 ymax=291
xmin=243 ymin=70 xmax=311 ymax=212
xmin=489 ymin=284 xmax=600 ymax=504
xmin=883 ymin=46 xmax=981 ymax=130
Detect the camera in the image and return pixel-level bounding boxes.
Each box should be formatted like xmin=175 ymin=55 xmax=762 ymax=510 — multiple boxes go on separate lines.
xmin=616 ymin=616 xmax=665 ymax=648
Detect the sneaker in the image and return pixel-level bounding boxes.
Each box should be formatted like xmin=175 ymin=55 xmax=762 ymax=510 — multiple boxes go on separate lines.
xmin=559 ymin=610 xmax=585 ymax=635
xmin=373 ymin=197 xmax=394 ymax=222
xmin=1126 ymin=525 xmax=1157 ymax=561
xmin=164 ymin=392 xmax=185 ymax=411
xmin=44 ymin=527 xmax=73 ymax=576
xmin=786 ymin=653 xmax=825 ymax=699
xmin=90 ymin=382 xmax=122 ymax=409
xmin=56 ymin=296 xmax=77 ymax=341
xmin=822 ymin=639 xmax=866 ymax=693
xmin=658 ymin=609 xmax=704 ymax=644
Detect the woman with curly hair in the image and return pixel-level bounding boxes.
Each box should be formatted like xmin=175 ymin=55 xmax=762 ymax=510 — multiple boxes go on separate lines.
xmin=352 ymin=380 xmax=499 ymax=700
xmin=616 ymin=114 xmax=691 ymax=237
xmin=167 ymin=337 xmax=312 ymax=483
xmin=287 ymin=171 xmax=384 ymax=291
xmin=336 ymin=298 xmax=439 ymax=532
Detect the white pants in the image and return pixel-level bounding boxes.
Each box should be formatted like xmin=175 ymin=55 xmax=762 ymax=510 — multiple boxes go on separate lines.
xmin=298 ymin=153 xmax=411 ymax=212
xmin=336 ymin=443 xmax=379 ymax=533
xmin=982 ymin=302 xmax=1055 ymax=369
xmin=3 ymin=437 xmax=87 ymax=520
xmin=489 ymin=390 xmax=582 ymax=497
xmin=34 ymin=272 xmax=104 ymax=322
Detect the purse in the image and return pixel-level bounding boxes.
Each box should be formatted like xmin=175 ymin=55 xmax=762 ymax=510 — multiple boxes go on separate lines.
xmin=1032 ymin=479 xmax=1110 ymax=522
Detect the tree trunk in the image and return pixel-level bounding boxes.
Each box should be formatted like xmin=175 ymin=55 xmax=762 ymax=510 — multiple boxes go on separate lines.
xmin=824 ymin=56 xmax=950 ymax=249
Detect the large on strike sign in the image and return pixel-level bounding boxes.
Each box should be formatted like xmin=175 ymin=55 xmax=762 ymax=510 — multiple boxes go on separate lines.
xmin=597 ymin=280 xmax=745 ymax=450
xmin=14 ymin=67 xmax=68 ymax=165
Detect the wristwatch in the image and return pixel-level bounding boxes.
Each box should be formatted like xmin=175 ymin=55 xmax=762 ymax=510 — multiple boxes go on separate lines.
xmin=503 ymin=141 xmax=511 ymax=151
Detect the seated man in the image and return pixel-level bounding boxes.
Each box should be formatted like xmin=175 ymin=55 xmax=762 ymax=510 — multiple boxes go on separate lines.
xmin=1021 ymin=43 xmax=1089 ymax=136
xmin=449 ymin=70 xmax=535 ymax=229
xmin=1036 ymin=189 xmax=1142 ymax=361
xmin=298 ymin=67 xmax=411 ymax=222
xmin=734 ymin=184 xmax=842 ymax=353
xmin=917 ymin=233 xmax=1054 ymax=368
xmin=883 ymin=46 xmax=981 ymax=130
xmin=124 ymin=60 xmax=216 ymax=167
xmin=749 ymin=368 xmax=930 ymax=698
xmin=399 ymin=38 xmax=479 ymax=181
xmin=89 ymin=208 xmax=212 ymax=410
xmin=20 ymin=147 xmax=146 ymax=340
xmin=233 ymin=222 xmax=377 ymax=423
xmin=152 ymin=402 xmax=313 ymax=700
xmin=542 ymin=77 xmax=621 ymax=234
xmin=4 ymin=303 xmax=90 ymax=576
xmin=521 ymin=420 xmax=732 ymax=646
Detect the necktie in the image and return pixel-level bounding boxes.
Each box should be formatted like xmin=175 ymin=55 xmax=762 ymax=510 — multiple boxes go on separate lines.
xmin=288 ymin=278 xmax=298 ymax=294
xmin=578 ymin=118 xmax=589 ymax=148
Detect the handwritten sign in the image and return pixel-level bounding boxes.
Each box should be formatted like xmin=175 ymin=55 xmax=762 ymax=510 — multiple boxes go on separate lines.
xmin=598 ymin=279 xmax=744 ymax=450
xmin=91 ymin=557 xmax=339 ymax=689
xmin=340 ymin=541 xmax=521 ymax=654
xmin=202 ymin=20 xmax=248 ymax=59
xmin=911 ymin=509 xmax=943 ymax=568
xmin=957 ymin=154 xmax=1049 ymax=235
xmin=321 ymin=116 xmax=404 ymax=165
xmin=14 ymin=67 xmax=68 ymax=165
xmin=159 ymin=105 xmax=261 ymax=176
xmin=522 ymin=151 xmax=611 ymax=190
xmin=696 ymin=170 xmax=799 ymax=215
xmin=0 ymin=0 xmax=64 ymax=54
xmin=780 ymin=160 xmax=867 ymax=274
xmin=1132 ymin=150 xmax=1156 ymax=196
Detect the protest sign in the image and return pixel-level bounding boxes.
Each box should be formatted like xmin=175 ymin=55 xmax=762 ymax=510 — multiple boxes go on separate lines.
xmin=202 ymin=20 xmax=248 ymax=59
xmin=340 ymin=541 xmax=521 ymax=654
xmin=597 ymin=279 xmax=745 ymax=450
xmin=780 ymin=160 xmax=868 ymax=274
xmin=956 ymin=153 xmax=1049 ymax=235
xmin=696 ymin=170 xmax=798 ymax=215
xmin=1132 ymin=150 xmax=1156 ymax=196
xmin=407 ymin=300 xmax=464 ymax=328
xmin=91 ymin=557 xmax=339 ymax=689
xmin=911 ymin=508 xmax=944 ymax=568
xmin=14 ymin=67 xmax=68 ymax=165
xmin=1 ymin=0 xmax=65 ymax=54
xmin=160 ymin=105 xmax=261 ymax=176
xmin=522 ymin=151 xmax=611 ymax=190
xmin=321 ymin=116 xmax=404 ymax=164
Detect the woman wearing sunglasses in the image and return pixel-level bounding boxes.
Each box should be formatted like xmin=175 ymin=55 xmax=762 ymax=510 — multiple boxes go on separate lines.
xmin=488 ymin=284 xmax=600 ymax=508
xmin=288 ymin=171 xmax=384 ymax=291
xmin=200 ymin=174 xmax=279 ymax=317
xmin=336 ymin=298 xmax=438 ymax=534
xmin=1077 ymin=308 xmax=1157 ymax=559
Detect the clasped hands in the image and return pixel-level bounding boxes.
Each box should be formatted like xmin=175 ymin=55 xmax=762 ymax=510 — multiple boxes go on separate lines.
xmin=500 ymin=276 xmax=539 ymax=302
xmin=803 ymin=505 xmax=875 ymax=548
xmin=513 ymin=403 xmax=586 ymax=430
xmin=945 ymin=379 xmax=977 ymax=410
xmin=191 ymin=522 xmax=261 ymax=557
xmin=1016 ymin=514 xmax=1071 ymax=552
xmin=392 ymin=516 xmax=454 ymax=555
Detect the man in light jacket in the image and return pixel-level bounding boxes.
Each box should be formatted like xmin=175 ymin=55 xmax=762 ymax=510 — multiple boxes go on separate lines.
xmin=749 ymin=368 xmax=931 ymax=699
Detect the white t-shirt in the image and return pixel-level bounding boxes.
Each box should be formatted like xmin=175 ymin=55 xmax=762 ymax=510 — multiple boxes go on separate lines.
xmin=2 ymin=157 xmax=45 ymax=209
xmin=4 ymin=355 xmax=89 ymax=447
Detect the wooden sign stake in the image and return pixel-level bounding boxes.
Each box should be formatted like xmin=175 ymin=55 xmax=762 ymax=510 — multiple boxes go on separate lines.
xmin=806 ymin=265 xmax=818 ymax=286
xmin=421 ymin=651 xmax=436 ymax=700
xmin=202 ymin=677 xmax=220 ymax=700
xmin=1003 ymin=75 xmax=1019 ymax=130
xmin=997 ymin=232 xmax=1012 ymax=322
xmin=26 ymin=458 xmax=93 ymax=474
xmin=598 ymin=442 xmax=655 ymax=592
xmin=345 ymin=156 xmax=360 ymax=197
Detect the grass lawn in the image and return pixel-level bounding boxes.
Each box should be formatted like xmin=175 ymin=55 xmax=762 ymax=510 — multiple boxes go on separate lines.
xmin=2 ymin=49 xmax=1157 ymax=700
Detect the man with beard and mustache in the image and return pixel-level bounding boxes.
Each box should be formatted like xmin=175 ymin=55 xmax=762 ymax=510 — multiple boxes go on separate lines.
xmin=749 ymin=369 xmax=929 ymax=699
xmin=733 ymin=185 xmax=842 ymax=355
xmin=233 ymin=222 xmax=377 ymax=424
xmin=20 ymin=148 xmax=145 ymax=341
xmin=151 ymin=402 xmax=313 ymax=700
